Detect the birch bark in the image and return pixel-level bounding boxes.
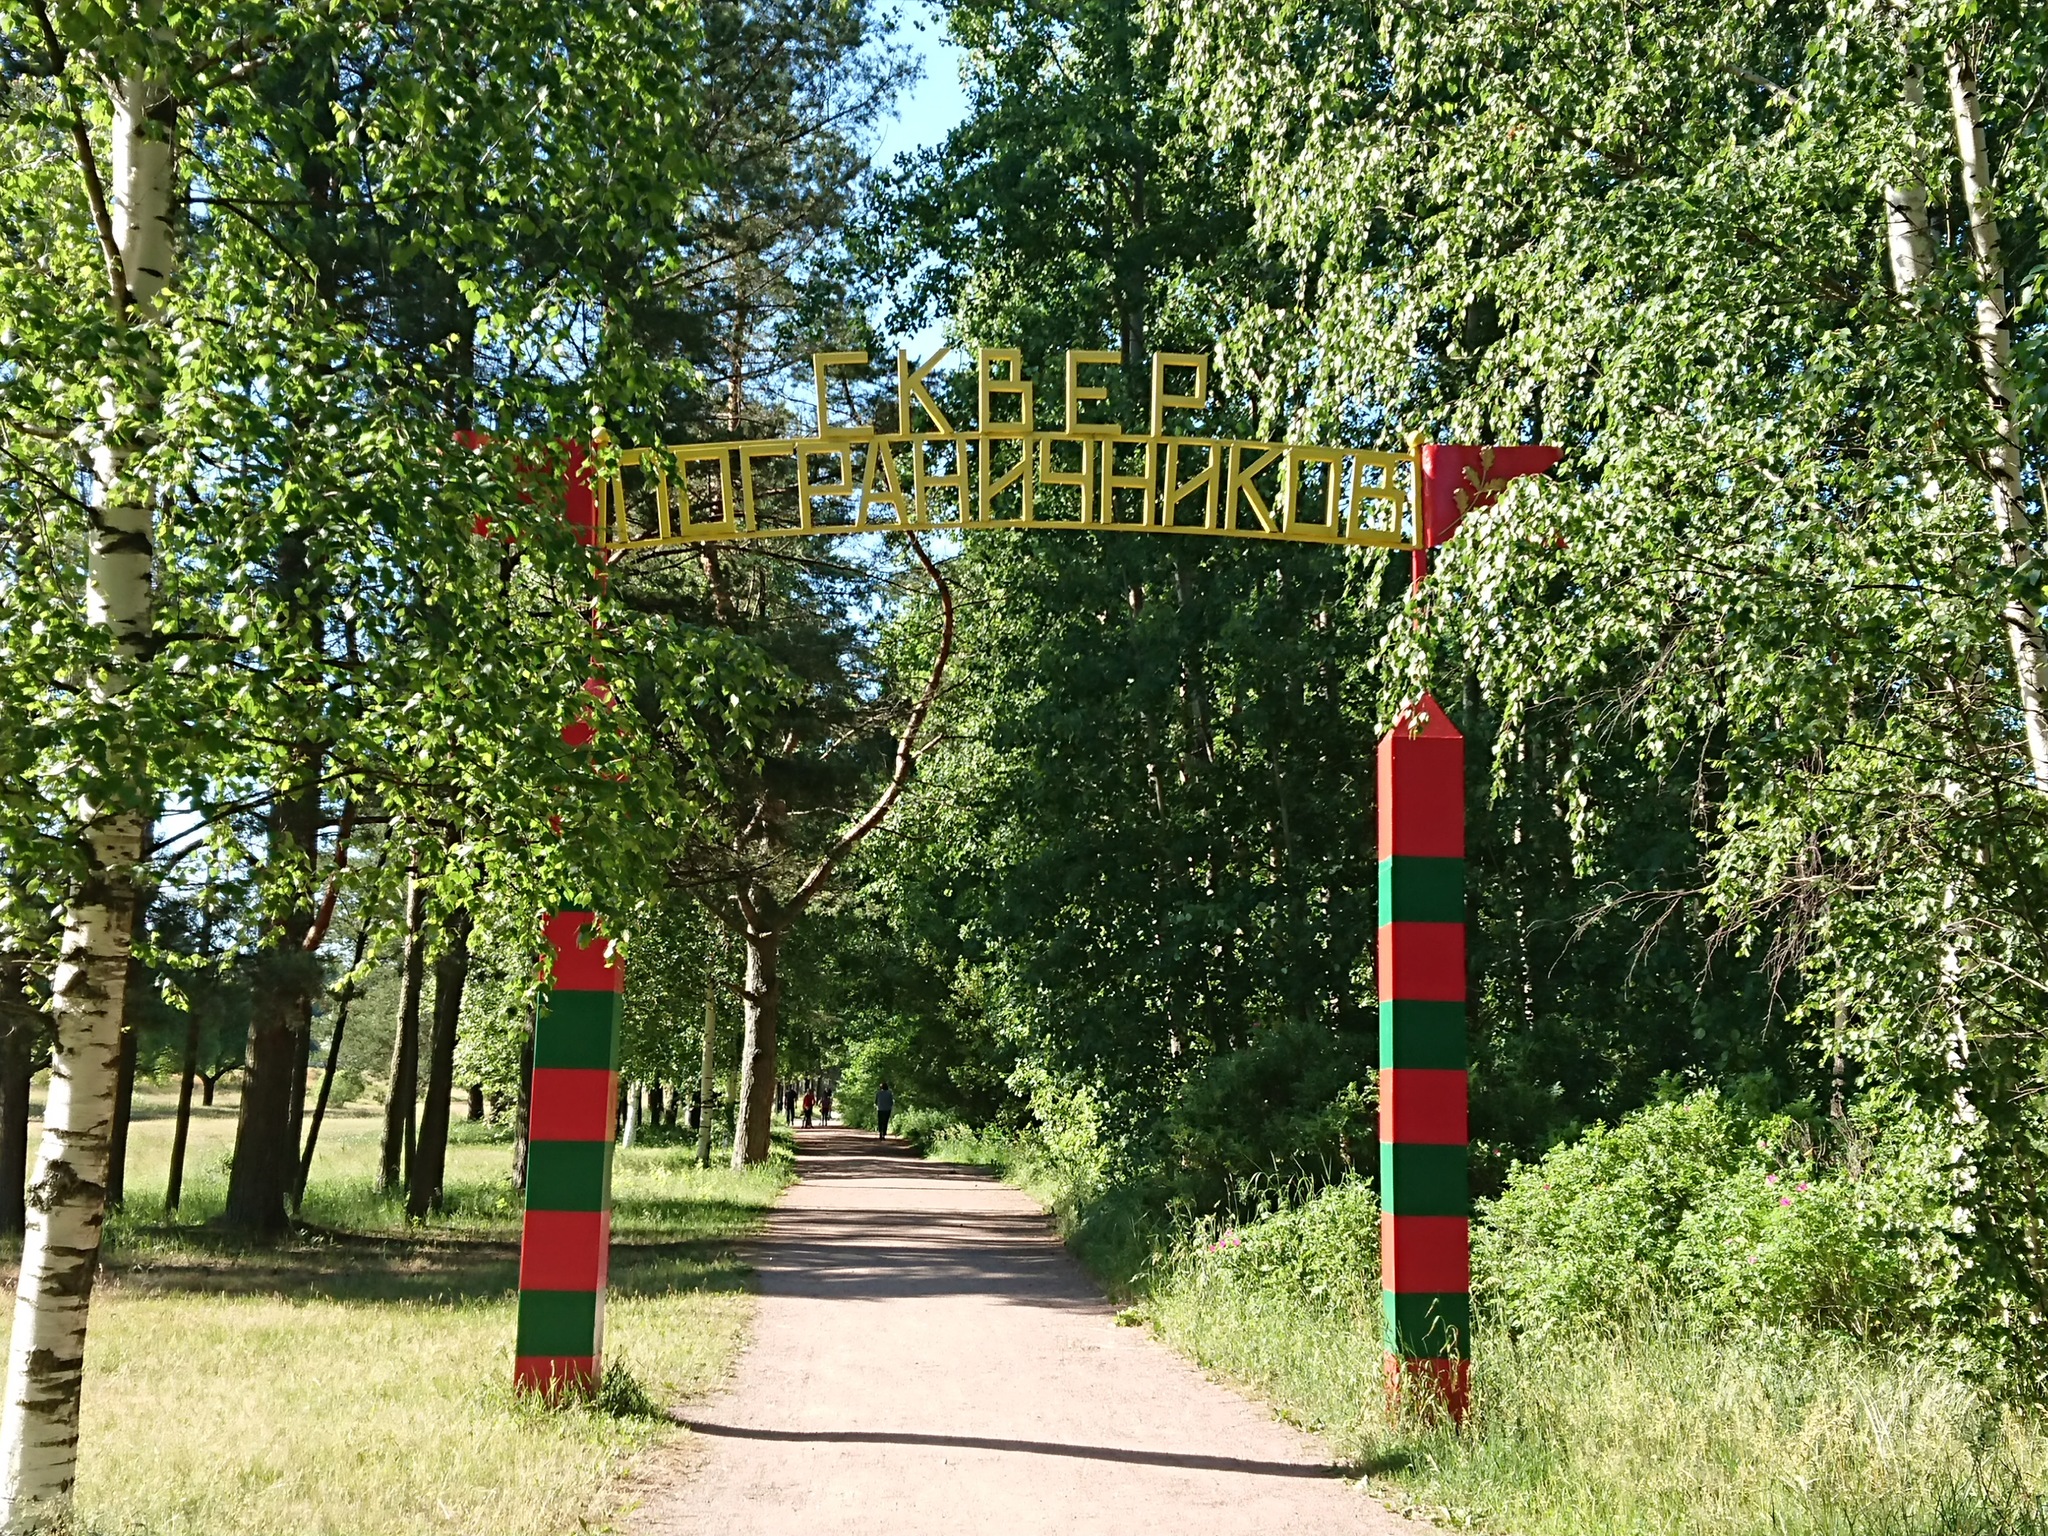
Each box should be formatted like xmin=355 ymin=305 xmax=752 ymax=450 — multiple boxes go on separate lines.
xmin=0 ymin=72 xmax=176 ymax=1530
xmin=1946 ymin=47 xmax=2048 ymax=789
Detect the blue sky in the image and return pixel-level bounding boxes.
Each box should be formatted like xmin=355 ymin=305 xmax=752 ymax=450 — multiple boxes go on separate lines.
xmin=873 ymin=1 xmax=971 ymax=169
xmin=869 ymin=2 xmax=970 ymax=358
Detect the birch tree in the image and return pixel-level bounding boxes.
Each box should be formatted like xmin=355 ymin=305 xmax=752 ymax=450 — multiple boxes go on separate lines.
xmin=1153 ymin=0 xmax=2048 ymax=1375
xmin=0 ymin=42 xmax=176 ymax=1527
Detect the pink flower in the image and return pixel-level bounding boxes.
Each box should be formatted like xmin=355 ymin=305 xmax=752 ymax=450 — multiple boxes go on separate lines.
xmin=1779 ymin=1196 xmax=1793 ymax=1207
xmin=1797 ymin=1182 xmax=1810 ymax=1192
xmin=1765 ymin=1174 xmax=1779 ymax=1186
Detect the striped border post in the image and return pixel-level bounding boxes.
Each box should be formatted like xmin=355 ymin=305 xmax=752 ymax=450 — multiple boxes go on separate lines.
xmin=1377 ymin=693 xmax=1470 ymax=1422
xmin=514 ymin=910 xmax=623 ymax=1398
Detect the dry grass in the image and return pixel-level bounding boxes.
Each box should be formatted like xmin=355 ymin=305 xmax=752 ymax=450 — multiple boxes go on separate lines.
xmin=11 ymin=1085 xmax=788 ymax=1536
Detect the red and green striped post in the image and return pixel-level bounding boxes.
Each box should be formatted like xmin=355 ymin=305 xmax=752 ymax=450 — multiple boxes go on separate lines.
xmin=1377 ymin=694 xmax=1470 ymax=1422
xmin=512 ymin=913 xmax=624 ymax=1397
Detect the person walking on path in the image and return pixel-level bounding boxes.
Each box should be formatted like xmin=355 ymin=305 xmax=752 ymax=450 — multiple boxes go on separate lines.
xmin=802 ymin=1089 xmax=816 ymax=1127
xmin=784 ymin=1083 xmax=799 ymax=1123
xmin=875 ymin=1081 xmax=894 ymax=1140
xmin=820 ymin=1085 xmax=833 ymax=1123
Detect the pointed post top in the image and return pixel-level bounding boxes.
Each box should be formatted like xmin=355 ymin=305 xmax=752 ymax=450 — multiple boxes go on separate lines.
xmin=1396 ymin=693 xmax=1463 ymax=741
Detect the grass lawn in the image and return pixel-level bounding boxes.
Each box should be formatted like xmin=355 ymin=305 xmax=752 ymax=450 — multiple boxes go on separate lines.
xmin=10 ymin=1083 xmax=788 ymax=1536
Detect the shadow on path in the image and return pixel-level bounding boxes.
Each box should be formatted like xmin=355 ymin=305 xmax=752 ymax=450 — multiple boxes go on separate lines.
xmin=676 ymin=1419 xmax=1349 ymax=1480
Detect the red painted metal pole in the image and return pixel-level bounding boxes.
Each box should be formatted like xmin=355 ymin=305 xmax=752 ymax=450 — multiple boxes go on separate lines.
xmin=509 ymin=444 xmax=626 ymax=1400
xmin=1375 ymin=442 xmax=1558 ymax=1422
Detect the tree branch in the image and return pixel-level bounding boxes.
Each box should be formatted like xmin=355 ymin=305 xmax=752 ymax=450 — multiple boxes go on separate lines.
xmin=31 ymin=0 xmax=125 ymax=318
xmin=785 ymin=533 xmax=954 ymax=916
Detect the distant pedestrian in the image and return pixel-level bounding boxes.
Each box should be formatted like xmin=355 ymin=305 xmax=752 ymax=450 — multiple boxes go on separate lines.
xmin=783 ymin=1084 xmax=798 ymax=1122
xmin=802 ymin=1089 xmax=815 ymax=1127
xmin=875 ymin=1081 xmax=894 ymax=1141
xmin=821 ymin=1086 xmax=834 ymax=1123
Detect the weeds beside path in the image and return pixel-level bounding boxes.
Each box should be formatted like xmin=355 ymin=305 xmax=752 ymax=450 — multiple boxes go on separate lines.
xmin=8 ymin=1087 xmax=791 ymax=1536
xmin=920 ymin=1127 xmax=2048 ymax=1536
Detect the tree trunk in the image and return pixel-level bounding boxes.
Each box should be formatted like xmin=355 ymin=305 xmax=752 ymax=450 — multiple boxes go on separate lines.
xmin=285 ymin=1000 xmax=311 ymax=1192
xmin=731 ymin=912 xmax=782 ymax=1167
xmin=104 ymin=968 xmax=140 ymax=1210
xmin=407 ymin=908 xmax=470 ymax=1219
xmin=512 ymin=1007 xmax=535 ymax=1192
xmin=199 ymin=1072 xmax=217 ymax=1108
xmin=1947 ymin=47 xmax=2048 ymax=790
xmin=297 ymin=898 xmax=378 ymax=1205
xmin=621 ymin=1083 xmax=640 ymax=1149
xmin=0 ymin=70 xmax=175 ymax=1527
xmin=466 ymin=1085 xmax=483 ymax=1122
xmin=164 ymin=1013 xmax=197 ymax=1216
xmin=223 ymin=767 xmax=323 ymax=1234
xmin=1885 ymin=59 xmax=1937 ymax=294
xmin=381 ymin=866 xmax=427 ymax=1193
xmin=697 ymin=960 xmax=718 ymax=1168
xmin=0 ymin=968 xmax=36 ymax=1239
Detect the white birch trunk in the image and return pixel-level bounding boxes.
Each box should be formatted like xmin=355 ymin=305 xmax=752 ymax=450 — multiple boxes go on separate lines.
xmin=1885 ymin=61 xmax=1937 ymax=292
xmin=621 ymin=1083 xmax=640 ymax=1148
xmin=1946 ymin=48 xmax=2048 ymax=790
xmin=696 ymin=962 xmax=717 ymax=1168
xmin=0 ymin=75 xmax=175 ymax=1532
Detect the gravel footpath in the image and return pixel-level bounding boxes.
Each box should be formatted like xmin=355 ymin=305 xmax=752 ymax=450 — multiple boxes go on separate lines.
xmin=630 ymin=1125 xmax=1431 ymax=1535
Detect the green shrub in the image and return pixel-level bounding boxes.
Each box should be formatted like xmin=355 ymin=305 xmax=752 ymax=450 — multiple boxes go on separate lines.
xmin=1475 ymin=1090 xmax=1748 ymax=1332
xmin=1477 ymin=1087 xmax=1963 ymax=1346
xmin=1187 ymin=1176 xmax=1381 ymax=1313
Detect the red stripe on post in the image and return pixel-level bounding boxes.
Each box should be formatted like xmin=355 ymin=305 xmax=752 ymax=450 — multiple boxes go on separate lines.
xmin=528 ymin=1069 xmax=619 ymax=1142
xmin=1377 ymin=699 xmax=1464 ymax=859
xmin=518 ymin=1209 xmax=612 ymax=1292
xmin=545 ymin=910 xmax=623 ymax=993
xmin=1379 ymin=1069 xmax=1468 ymax=1144
xmin=514 ymin=1355 xmax=599 ymax=1398
xmin=1380 ymin=1214 xmax=1472 ymax=1293
xmin=1383 ymin=1354 xmax=1470 ymax=1423
xmin=1377 ymin=922 xmax=1466 ymax=1001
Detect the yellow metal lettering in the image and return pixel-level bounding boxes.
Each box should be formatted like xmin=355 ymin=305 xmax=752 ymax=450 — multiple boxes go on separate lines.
xmin=1225 ymin=442 xmax=1285 ymax=533
xmin=978 ymin=434 xmax=1033 ymax=524
xmin=1163 ymin=439 xmax=1222 ymax=529
xmin=813 ymin=352 xmax=870 ymax=439
xmin=1283 ymin=445 xmax=1347 ymax=540
xmin=1149 ymin=353 xmax=1208 ymax=435
xmin=978 ymin=349 xmax=1034 ymax=436
xmin=913 ymin=436 xmax=968 ymax=523
xmin=859 ymin=438 xmax=910 ymax=525
xmin=798 ymin=442 xmax=859 ymax=529
xmin=739 ymin=440 xmax=795 ymax=532
xmin=1064 ymin=349 xmax=1121 ymax=436
xmin=1038 ymin=434 xmax=1095 ymax=522
xmin=592 ymin=352 xmax=1426 ymax=551
xmin=898 ymin=348 xmax=954 ymax=436
xmin=1101 ymin=435 xmax=1156 ymax=526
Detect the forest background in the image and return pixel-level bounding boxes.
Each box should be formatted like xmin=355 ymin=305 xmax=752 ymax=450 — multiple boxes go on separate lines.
xmin=2 ymin=0 xmax=2046 ymax=1529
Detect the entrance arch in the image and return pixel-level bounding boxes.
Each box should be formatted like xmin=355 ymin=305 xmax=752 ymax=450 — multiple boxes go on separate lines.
xmin=514 ymin=346 xmax=1558 ymax=1425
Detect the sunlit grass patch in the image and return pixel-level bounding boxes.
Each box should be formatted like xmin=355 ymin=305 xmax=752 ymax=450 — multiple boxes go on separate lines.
xmin=7 ymin=1084 xmax=792 ymax=1536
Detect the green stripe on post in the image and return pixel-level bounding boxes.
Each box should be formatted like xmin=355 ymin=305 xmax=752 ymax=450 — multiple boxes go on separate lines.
xmin=1381 ymin=1290 xmax=1472 ymax=1359
xmin=1378 ymin=1000 xmax=1467 ymax=1069
xmin=1378 ymin=857 xmax=1464 ymax=924
xmin=1380 ymin=1141 xmax=1469 ymax=1218
xmin=533 ymin=990 xmax=624 ymax=1070
xmin=516 ymin=1288 xmax=602 ymax=1357
xmin=524 ymin=1140 xmax=615 ymax=1213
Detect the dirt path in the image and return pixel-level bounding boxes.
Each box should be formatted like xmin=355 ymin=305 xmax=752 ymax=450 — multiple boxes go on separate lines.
xmin=631 ymin=1126 xmax=1430 ymax=1535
